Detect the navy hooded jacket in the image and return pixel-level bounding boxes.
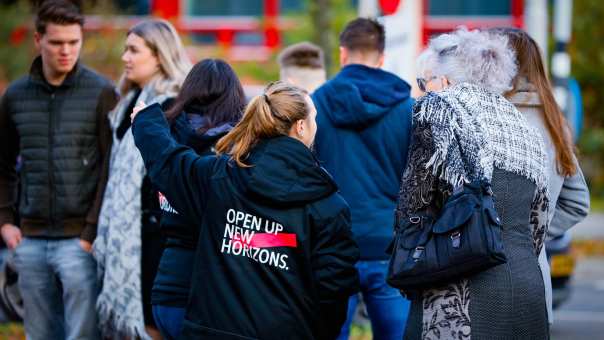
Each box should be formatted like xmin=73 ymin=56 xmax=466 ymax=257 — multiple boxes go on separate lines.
xmin=132 ymin=103 xmax=360 ymax=340
xmin=312 ymin=64 xmax=413 ymax=260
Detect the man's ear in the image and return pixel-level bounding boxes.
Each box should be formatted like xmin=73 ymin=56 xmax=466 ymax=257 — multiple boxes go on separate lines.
xmin=339 ymin=46 xmax=348 ymax=66
xmin=297 ymin=119 xmax=305 ymax=136
xmin=34 ymin=31 xmax=42 ymax=50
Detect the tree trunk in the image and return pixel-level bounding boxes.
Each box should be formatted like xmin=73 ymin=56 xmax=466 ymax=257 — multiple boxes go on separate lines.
xmin=311 ymin=0 xmax=334 ymax=76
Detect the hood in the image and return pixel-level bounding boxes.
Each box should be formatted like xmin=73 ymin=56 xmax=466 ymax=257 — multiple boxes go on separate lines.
xmin=232 ymin=136 xmax=337 ymax=207
xmin=173 ymin=111 xmax=235 ymax=154
xmin=315 ymin=64 xmax=411 ymax=129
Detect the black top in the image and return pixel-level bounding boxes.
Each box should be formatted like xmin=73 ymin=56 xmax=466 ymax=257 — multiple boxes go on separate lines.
xmin=0 ymin=56 xmax=117 ymax=241
xmin=151 ymin=110 xmax=235 ymax=307
xmin=133 ymin=103 xmax=360 ymax=340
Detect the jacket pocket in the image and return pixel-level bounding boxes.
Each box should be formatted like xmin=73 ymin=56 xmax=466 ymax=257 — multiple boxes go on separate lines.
xmin=18 ymin=162 xmax=29 ymax=211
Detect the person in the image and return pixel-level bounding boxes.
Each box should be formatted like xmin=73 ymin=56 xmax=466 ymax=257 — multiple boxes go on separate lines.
xmin=130 ymin=81 xmax=360 ymax=339
xmin=92 ymin=19 xmax=191 ymax=340
xmin=400 ymin=27 xmax=551 ymax=339
xmin=277 ymin=41 xmax=326 ymax=93
xmin=493 ymin=27 xmax=590 ymax=325
xmin=150 ymin=58 xmax=246 ymax=340
xmin=311 ymin=18 xmax=413 ymax=340
xmin=0 ymin=1 xmax=118 ymax=338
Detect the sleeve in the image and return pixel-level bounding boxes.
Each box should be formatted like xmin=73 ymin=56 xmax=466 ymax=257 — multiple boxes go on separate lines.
xmin=396 ymin=117 xmax=444 ymax=217
xmin=132 ymin=102 xmax=216 ymax=223
xmin=547 ymin=164 xmax=590 ymax=239
xmin=530 ymin=186 xmax=550 ymax=255
xmin=81 ymin=85 xmax=119 ymax=242
xmin=311 ymin=203 xmax=360 ymax=340
xmin=0 ymin=92 xmax=19 ymax=228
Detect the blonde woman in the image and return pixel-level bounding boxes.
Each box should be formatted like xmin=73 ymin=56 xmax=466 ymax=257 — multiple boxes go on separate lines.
xmin=92 ymin=19 xmax=191 ymax=340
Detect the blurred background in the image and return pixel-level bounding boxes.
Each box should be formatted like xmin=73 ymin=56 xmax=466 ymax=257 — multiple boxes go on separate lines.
xmin=0 ymin=0 xmax=603 ymax=339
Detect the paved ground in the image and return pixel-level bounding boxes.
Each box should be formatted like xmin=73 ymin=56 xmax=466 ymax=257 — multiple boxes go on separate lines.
xmin=551 ymin=257 xmax=604 ymax=340
xmin=570 ymin=212 xmax=604 ymax=240
xmin=550 ymin=212 xmax=604 ymax=339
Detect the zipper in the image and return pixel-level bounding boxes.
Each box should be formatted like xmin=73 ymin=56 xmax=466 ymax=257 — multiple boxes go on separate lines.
xmin=48 ymin=91 xmax=56 ymax=230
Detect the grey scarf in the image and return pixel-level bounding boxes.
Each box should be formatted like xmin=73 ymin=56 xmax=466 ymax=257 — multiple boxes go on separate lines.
xmin=93 ymin=84 xmax=171 ymax=340
xmin=413 ymin=82 xmax=550 ymax=254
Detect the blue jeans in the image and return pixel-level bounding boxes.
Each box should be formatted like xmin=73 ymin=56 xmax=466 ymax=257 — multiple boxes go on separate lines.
xmin=337 ymin=260 xmax=410 ymax=340
xmin=12 ymin=237 xmax=100 ymax=340
xmin=152 ymin=305 xmax=186 ymax=340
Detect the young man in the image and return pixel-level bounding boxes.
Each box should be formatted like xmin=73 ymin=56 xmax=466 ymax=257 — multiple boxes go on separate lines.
xmin=0 ymin=1 xmax=117 ymax=338
xmin=312 ymin=18 xmax=413 ymax=340
xmin=277 ymin=41 xmax=327 ymax=93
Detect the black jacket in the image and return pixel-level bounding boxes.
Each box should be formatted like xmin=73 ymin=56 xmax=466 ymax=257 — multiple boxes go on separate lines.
xmin=133 ymin=103 xmax=360 ymax=340
xmin=151 ymin=110 xmax=235 ymax=307
xmin=160 ymin=111 xmax=235 ymax=248
xmin=0 ymin=57 xmax=117 ymax=241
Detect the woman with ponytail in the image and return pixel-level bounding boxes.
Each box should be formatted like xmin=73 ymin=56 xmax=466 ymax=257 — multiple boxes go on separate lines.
xmin=131 ymin=81 xmax=360 ymax=340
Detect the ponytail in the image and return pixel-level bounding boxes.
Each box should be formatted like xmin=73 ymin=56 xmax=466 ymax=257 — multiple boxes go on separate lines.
xmin=216 ymin=81 xmax=309 ymax=167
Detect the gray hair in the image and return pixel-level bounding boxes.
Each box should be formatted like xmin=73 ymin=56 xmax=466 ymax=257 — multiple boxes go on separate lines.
xmin=417 ymin=28 xmax=517 ymax=94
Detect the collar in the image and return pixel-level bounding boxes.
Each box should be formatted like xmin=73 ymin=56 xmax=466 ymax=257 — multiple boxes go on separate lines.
xmin=29 ymin=55 xmax=81 ymax=89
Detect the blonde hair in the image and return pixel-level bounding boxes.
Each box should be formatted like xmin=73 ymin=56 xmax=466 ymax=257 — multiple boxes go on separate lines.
xmin=118 ymin=19 xmax=192 ymax=96
xmin=216 ymin=81 xmax=310 ymax=167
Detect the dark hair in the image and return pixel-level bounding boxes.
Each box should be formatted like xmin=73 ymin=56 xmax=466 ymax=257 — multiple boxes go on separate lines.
xmin=492 ymin=27 xmax=577 ymax=176
xmin=339 ymin=18 xmax=385 ymax=53
xmin=35 ymin=0 xmax=84 ymax=34
xmin=277 ymin=42 xmax=325 ymax=69
xmin=165 ymin=59 xmax=246 ymax=134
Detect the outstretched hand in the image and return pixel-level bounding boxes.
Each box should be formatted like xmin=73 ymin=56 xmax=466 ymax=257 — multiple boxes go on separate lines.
xmin=130 ymin=100 xmax=147 ymax=123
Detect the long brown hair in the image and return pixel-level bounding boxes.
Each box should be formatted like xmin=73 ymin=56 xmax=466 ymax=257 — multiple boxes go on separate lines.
xmin=494 ymin=27 xmax=576 ymax=176
xmin=215 ymin=81 xmax=310 ymax=167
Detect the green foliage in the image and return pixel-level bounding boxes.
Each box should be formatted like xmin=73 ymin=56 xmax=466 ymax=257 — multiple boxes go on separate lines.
xmin=80 ymin=30 xmax=126 ymax=82
xmin=570 ymin=0 xmax=604 ymax=126
xmin=570 ymin=0 xmax=604 ymax=200
xmin=0 ymin=1 xmax=35 ymax=85
xmin=0 ymin=1 xmax=127 ymax=89
xmin=350 ymin=323 xmax=373 ymax=340
xmin=283 ymin=0 xmax=356 ymax=76
xmin=232 ymin=59 xmax=280 ymax=84
xmin=0 ymin=322 xmax=24 ymax=339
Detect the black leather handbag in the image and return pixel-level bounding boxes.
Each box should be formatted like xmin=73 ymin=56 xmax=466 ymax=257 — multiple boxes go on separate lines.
xmin=386 ymin=180 xmax=507 ymax=291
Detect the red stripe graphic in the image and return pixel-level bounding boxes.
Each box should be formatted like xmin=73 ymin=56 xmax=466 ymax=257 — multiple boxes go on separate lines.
xmin=234 ymin=233 xmax=297 ymax=248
